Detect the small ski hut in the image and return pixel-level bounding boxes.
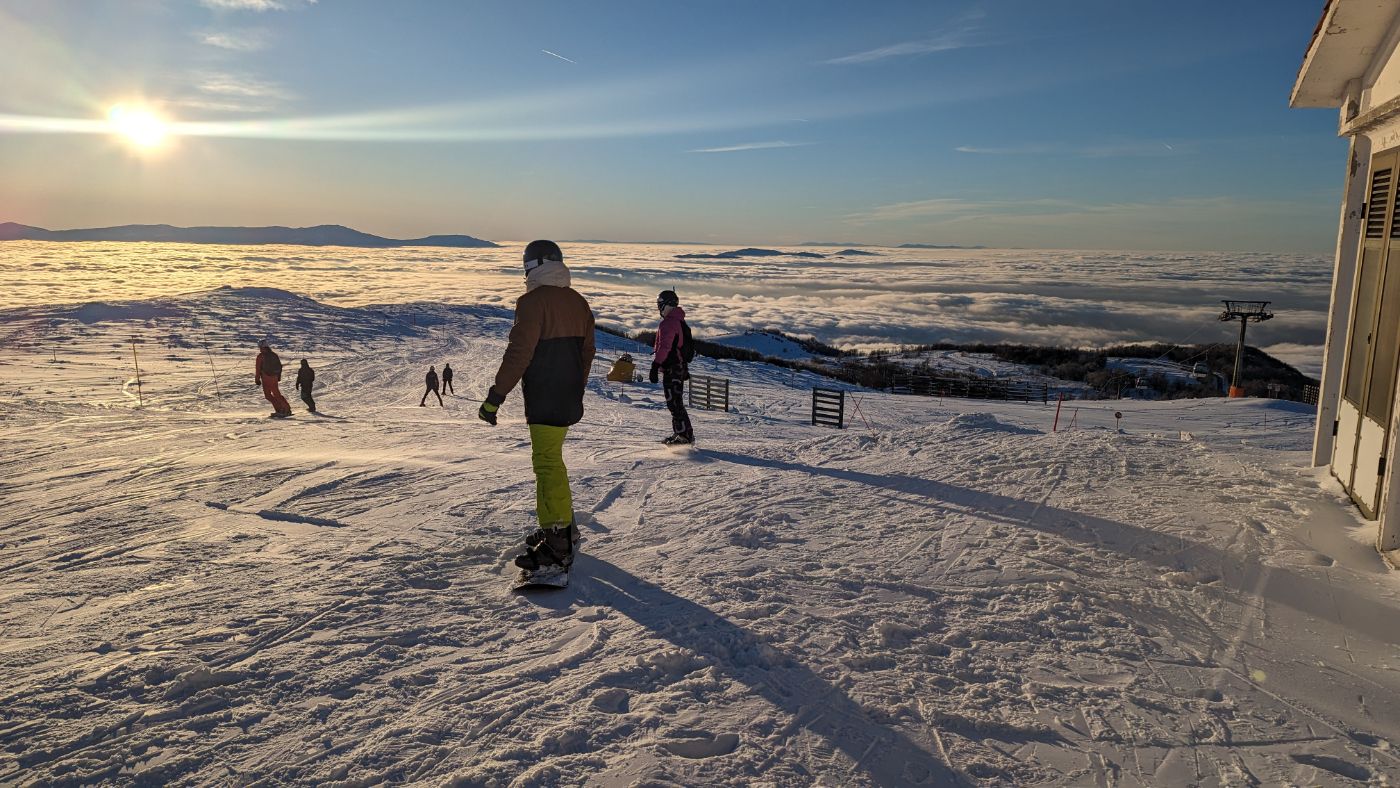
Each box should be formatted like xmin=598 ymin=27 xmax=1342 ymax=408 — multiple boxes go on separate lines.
xmin=1293 ymin=0 xmax=1400 ymax=550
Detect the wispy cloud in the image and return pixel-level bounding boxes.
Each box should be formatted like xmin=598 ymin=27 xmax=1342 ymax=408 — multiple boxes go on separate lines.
xmin=199 ymin=29 xmax=268 ymax=51
xmin=199 ymin=0 xmax=315 ymax=10
xmin=826 ymin=31 xmax=983 ymax=65
xmin=171 ymin=72 xmax=294 ymax=113
xmin=955 ymin=141 xmax=1187 ymax=158
xmin=689 ymin=140 xmax=813 ymax=154
xmin=198 ymin=73 xmax=293 ymax=100
xmin=826 ymin=6 xmax=995 ymax=65
xmin=200 ymin=0 xmax=286 ymax=11
xmin=843 ymin=198 xmax=1009 ymax=223
xmin=541 ymin=49 xmax=577 ymax=64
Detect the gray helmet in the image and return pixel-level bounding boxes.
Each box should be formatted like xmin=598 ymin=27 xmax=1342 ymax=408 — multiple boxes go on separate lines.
xmin=523 ymin=240 xmax=562 ymax=272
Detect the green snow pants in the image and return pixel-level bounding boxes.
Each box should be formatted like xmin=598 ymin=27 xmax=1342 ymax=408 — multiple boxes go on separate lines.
xmin=529 ymin=424 xmax=573 ymax=529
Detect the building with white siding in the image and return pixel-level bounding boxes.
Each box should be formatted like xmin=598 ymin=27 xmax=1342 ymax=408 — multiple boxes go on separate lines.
xmin=1293 ymin=0 xmax=1400 ymax=553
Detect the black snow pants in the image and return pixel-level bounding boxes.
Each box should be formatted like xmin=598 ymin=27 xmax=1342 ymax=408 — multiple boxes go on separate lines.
xmin=299 ymin=387 xmax=316 ymax=412
xmin=662 ymin=371 xmax=693 ymax=440
xmin=421 ymin=384 xmax=443 ymax=407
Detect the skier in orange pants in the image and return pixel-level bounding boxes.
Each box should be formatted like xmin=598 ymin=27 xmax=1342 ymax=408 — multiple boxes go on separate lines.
xmin=255 ymin=340 xmax=293 ymax=417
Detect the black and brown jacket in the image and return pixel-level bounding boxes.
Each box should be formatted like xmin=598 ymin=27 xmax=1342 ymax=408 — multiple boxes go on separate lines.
xmin=487 ymin=282 xmax=596 ymax=426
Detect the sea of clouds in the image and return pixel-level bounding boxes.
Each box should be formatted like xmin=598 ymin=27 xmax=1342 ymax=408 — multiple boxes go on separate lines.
xmin=1 ymin=241 xmax=1331 ymax=377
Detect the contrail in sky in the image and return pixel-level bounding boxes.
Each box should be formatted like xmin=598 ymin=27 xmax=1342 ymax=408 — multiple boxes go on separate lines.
xmin=541 ymin=50 xmax=577 ymax=64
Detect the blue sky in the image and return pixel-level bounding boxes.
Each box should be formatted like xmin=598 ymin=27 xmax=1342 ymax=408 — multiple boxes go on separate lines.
xmin=0 ymin=0 xmax=1344 ymax=252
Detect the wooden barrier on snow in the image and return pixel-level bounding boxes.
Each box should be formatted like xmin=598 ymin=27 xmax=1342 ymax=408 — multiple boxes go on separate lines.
xmin=889 ymin=373 xmax=1048 ymax=403
xmin=689 ymin=375 xmax=730 ymax=411
xmin=812 ymin=387 xmax=845 ymax=429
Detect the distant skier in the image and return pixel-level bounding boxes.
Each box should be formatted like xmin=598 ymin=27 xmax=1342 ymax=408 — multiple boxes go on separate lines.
xmin=295 ymin=359 xmax=317 ymax=413
xmin=478 ymin=240 xmax=595 ymax=585
xmin=421 ymin=365 xmax=444 ymax=407
xmin=650 ymin=290 xmax=694 ymax=445
xmin=442 ymin=363 xmax=455 ymax=394
xmin=254 ymin=340 xmax=292 ymax=418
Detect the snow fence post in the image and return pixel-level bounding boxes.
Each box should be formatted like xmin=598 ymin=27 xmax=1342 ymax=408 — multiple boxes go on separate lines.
xmin=130 ymin=337 xmax=143 ymax=408
xmin=1052 ymin=393 xmax=1064 ymax=432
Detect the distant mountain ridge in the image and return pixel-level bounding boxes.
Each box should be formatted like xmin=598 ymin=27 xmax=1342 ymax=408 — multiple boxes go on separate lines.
xmin=0 ymin=222 xmax=498 ymax=248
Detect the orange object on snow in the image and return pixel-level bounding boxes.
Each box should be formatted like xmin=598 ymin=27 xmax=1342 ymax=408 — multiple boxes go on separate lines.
xmin=606 ymin=354 xmax=637 ymax=382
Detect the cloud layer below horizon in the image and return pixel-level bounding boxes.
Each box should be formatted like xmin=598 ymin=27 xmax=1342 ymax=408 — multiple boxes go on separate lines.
xmin=2 ymin=242 xmax=1330 ymax=377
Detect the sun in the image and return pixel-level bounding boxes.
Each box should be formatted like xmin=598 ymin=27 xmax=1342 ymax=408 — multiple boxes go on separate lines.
xmin=107 ymin=104 xmax=169 ymax=150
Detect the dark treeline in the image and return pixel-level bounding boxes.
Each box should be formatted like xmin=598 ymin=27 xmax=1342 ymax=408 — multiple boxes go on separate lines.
xmin=596 ymin=325 xmax=1316 ymax=401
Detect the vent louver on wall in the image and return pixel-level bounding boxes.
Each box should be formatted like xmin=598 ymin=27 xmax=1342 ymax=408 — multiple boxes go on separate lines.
xmin=1391 ymin=171 xmax=1400 ymax=238
xmin=1370 ymin=168 xmax=1392 ymax=238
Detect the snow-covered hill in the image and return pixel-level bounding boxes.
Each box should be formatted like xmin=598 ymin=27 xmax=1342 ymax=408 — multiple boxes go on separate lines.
xmin=2 ymin=289 xmax=1398 ymax=786
xmin=888 ymin=350 xmax=1091 ymax=397
xmin=707 ymin=330 xmax=824 ymax=362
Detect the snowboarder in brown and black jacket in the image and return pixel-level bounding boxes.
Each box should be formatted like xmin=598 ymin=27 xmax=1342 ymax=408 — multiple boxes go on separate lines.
xmin=478 ymin=240 xmax=595 ymax=574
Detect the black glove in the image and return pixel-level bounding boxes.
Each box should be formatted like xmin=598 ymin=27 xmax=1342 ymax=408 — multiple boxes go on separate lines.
xmin=479 ymin=387 xmax=505 ymax=425
xmin=649 ymin=363 xmax=659 ymax=384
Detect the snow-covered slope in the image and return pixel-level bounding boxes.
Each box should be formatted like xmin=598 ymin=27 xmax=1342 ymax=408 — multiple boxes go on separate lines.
xmin=889 ymin=350 xmax=1090 ymax=397
xmin=2 ymin=289 xmax=1399 ymax=786
xmin=707 ymin=330 xmax=822 ymax=362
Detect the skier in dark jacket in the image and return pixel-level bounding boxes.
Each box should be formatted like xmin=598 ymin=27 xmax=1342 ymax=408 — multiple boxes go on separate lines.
xmin=295 ymin=359 xmax=316 ymax=413
xmin=650 ymin=290 xmax=694 ymax=445
xmin=255 ymin=340 xmax=292 ymax=417
xmin=421 ymin=365 xmax=443 ymax=407
xmin=441 ymin=363 xmax=455 ymax=395
xmin=478 ymin=240 xmax=595 ymax=574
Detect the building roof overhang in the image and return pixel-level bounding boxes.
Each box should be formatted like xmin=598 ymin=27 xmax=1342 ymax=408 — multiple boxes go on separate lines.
xmin=1292 ymin=0 xmax=1400 ymax=108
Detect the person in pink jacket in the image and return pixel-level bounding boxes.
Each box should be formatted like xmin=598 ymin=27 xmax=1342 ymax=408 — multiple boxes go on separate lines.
xmin=649 ymin=290 xmax=694 ymax=445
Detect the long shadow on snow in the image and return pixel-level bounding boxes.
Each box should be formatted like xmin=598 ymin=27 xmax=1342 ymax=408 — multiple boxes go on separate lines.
xmin=571 ymin=555 xmax=962 ymax=786
xmin=703 ymin=450 xmax=1400 ymax=649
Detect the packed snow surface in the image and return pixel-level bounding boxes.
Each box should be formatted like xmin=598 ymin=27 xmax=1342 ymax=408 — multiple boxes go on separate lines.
xmin=2 ymin=287 xmax=1398 ymax=786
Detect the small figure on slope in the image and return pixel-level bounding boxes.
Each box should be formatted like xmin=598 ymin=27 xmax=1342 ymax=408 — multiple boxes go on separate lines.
xmin=478 ymin=240 xmax=595 ymax=587
xmin=441 ymin=362 xmax=455 ymax=395
xmin=295 ymin=359 xmax=317 ymax=413
xmin=650 ymin=290 xmax=695 ymax=446
xmin=421 ymin=365 xmax=444 ymax=407
xmin=255 ymin=339 xmax=292 ymax=418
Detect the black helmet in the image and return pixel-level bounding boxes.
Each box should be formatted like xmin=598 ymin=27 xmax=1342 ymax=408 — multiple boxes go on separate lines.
xmin=523 ymin=240 xmax=562 ymax=272
xmin=657 ymin=290 xmax=679 ymax=313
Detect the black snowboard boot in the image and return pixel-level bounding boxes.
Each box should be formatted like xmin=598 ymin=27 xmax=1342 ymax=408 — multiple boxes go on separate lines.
xmin=514 ymin=526 xmax=573 ymax=570
xmin=663 ymin=433 xmax=693 ymax=446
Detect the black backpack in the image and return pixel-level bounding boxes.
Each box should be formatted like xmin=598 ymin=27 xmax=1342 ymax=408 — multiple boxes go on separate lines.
xmin=679 ymin=320 xmax=696 ymax=364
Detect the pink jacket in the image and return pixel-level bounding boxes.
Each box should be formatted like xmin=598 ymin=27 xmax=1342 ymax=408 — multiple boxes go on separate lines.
xmin=654 ymin=306 xmax=686 ymax=366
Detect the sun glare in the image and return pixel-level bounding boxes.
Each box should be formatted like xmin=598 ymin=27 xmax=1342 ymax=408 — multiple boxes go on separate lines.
xmin=107 ymin=104 xmax=169 ymax=150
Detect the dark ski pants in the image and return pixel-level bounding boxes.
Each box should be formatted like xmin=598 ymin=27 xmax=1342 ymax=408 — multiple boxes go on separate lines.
xmin=442 ymin=377 xmax=454 ymax=394
xmin=421 ymin=385 xmax=443 ymax=407
xmin=299 ymin=387 xmax=316 ymax=412
xmin=663 ymin=372 xmax=693 ymax=440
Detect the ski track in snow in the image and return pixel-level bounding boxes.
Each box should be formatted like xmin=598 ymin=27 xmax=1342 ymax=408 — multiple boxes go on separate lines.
xmin=1 ymin=289 xmax=1399 ymax=786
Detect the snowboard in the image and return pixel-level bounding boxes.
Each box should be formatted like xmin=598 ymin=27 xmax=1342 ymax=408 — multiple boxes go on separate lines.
xmin=512 ymin=564 xmax=569 ymax=590
xmin=269 ymin=412 xmax=293 ymax=419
